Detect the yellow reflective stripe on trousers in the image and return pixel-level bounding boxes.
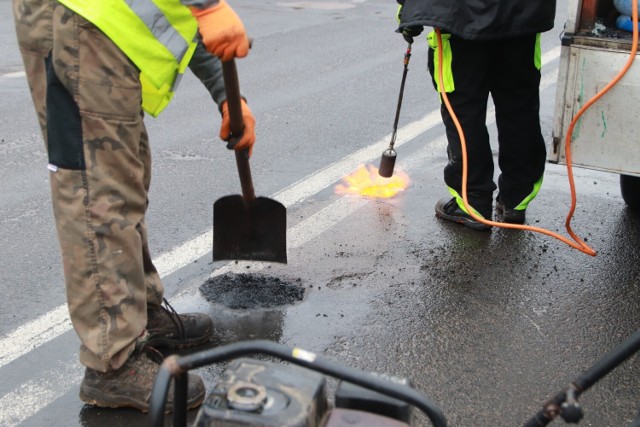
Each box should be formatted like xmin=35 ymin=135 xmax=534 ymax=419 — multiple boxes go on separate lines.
xmin=447 ymin=187 xmax=487 ymax=219
xmin=534 ymin=33 xmax=542 ymax=70
xmin=514 ymin=175 xmax=543 ymax=211
xmin=427 ymin=30 xmax=454 ymax=93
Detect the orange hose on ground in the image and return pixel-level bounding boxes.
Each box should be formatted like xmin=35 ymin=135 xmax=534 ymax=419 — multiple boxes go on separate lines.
xmin=434 ymin=1 xmax=638 ymax=256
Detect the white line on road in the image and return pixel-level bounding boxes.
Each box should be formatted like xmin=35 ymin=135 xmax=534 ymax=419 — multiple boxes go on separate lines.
xmin=0 ymin=360 xmax=83 ymax=426
xmin=0 ymin=71 xmax=26 ymax=79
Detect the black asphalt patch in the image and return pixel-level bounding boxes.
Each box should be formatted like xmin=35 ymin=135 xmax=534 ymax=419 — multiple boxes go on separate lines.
xmin=200 ymin=273 xmax=305 ymax=309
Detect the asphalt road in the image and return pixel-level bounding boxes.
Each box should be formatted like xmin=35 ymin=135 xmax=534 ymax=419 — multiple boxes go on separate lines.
xmin=1 ymin=0 xmax=639 ymax=426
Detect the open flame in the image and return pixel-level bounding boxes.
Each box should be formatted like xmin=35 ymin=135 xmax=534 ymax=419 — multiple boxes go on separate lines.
xmin=335 ymin=164 xmax=410 ymax=199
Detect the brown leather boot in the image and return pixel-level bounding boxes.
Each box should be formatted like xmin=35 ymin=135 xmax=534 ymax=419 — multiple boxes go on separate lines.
xmin=79 ymin=348 xmax=205 ymax=412
xmin=146 ymin=299 xmax=214 ymax=349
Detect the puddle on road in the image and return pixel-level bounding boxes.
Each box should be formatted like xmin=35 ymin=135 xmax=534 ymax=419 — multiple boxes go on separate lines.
xmin=200 ymin=273 xmax=305 ymax=309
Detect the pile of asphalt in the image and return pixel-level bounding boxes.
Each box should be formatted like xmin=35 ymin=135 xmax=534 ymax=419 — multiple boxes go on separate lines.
xmin=200 ymin=273 xmax=305 ymax=309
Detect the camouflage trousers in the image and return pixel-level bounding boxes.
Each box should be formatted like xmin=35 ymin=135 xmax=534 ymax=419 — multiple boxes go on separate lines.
xmin=13 ymin=0 xmax=165 ymax=372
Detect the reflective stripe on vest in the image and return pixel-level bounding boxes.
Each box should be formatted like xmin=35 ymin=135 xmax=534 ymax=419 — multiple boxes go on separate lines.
xmin=58 ymin=0 xmax=198 ymax=117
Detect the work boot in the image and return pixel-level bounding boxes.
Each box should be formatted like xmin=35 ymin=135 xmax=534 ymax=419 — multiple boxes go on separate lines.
xmin=495 ymin=195 xmax=526 ymax=224
xmin=146 ymin=299 xmax=214 ymax=349
xmin=435 ymin=197 xmax=491 ymax=231
xmin=79 ymin=347 xmax=205 ymax=412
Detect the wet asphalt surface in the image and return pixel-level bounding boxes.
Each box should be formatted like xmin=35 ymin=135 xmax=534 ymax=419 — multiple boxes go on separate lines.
xmin=1 ymin=0 xmax=640 ymax=426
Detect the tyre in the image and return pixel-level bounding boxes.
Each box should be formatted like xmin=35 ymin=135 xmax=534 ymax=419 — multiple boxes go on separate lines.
xmin=620 ymin=174 xmax=640 ymax=210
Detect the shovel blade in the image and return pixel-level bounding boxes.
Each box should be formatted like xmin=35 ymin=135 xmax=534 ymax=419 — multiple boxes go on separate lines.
xmin=213 ymin=195 xmax=287 ymax=263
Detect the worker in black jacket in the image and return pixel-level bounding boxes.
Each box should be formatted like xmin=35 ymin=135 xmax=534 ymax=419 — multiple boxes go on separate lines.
xmin=397 ymin=0 xmax=556 ymax=231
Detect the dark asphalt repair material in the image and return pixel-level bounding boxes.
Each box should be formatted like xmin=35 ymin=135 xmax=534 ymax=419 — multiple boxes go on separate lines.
xmin=200 ymin=273 xmax=304 ymax=309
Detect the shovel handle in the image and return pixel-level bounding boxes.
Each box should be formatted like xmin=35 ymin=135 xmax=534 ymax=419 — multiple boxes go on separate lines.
xmin=222 ymin=60 xmax=255 ymax=203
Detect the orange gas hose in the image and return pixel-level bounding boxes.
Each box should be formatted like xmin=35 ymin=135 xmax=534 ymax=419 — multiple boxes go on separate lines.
xmin=434 ymin=0 xmax=638 ymax=256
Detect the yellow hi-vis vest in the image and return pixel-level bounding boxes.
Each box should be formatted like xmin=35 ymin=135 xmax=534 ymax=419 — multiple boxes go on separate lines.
xmin=57 ymin=0 xmax=198 ymax=117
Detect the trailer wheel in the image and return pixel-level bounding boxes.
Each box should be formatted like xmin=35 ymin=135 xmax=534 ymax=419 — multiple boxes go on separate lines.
xmin=620 ymin=174 xmax=640 ymax=210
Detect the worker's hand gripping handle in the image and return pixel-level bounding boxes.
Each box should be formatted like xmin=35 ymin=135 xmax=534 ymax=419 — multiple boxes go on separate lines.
xmin=222 ymin=60 xmax=256 ymax=203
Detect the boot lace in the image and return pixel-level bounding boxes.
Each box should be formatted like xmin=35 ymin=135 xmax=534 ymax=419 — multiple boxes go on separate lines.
xmin=160 ymin=298 xmax=186 ymax=343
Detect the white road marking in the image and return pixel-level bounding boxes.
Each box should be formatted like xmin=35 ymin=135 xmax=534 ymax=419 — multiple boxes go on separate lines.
xmin=0 ymin=71 xmax=26 ymax=79
xmin=0 ymin=361 xmax=83 ymax=426
xmin=0 ymin=305 xmax=72 ymax=369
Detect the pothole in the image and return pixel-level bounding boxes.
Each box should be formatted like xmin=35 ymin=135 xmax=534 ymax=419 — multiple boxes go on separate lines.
xmin=200 ymin=273 xmax=305 ymax=309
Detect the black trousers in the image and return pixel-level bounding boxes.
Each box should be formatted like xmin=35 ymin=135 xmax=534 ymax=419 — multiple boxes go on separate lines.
xmin=428 ymin=34 xmax=547 ymax=217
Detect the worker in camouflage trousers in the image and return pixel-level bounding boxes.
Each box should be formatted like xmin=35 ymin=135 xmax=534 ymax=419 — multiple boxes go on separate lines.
xmin=396 ymin=0 xmax=555 ymax=231
xmin=12 ymin=0 xmax=255 ymax=412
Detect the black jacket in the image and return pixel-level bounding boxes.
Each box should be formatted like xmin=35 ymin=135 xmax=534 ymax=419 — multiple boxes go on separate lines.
xmin=398 ymin=0 xmax=556 ymax=41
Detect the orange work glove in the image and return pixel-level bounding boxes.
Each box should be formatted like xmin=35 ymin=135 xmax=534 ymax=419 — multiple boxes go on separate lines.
xmin=191 ymin=0 xmax=250 ymax=62
xmin=220 ymin=99 xmax=256 ymax=156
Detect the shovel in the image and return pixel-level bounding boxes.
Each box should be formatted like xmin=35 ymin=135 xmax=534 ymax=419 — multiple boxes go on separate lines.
xmin=213 ymin=60 xmax=287 ymax=263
